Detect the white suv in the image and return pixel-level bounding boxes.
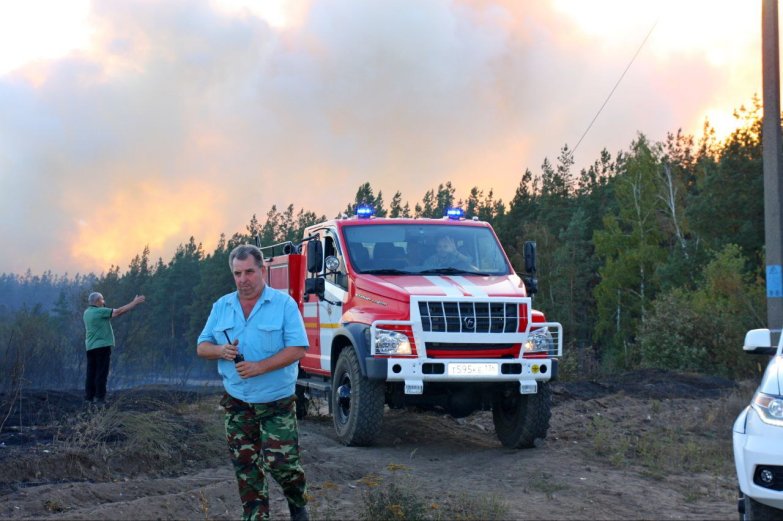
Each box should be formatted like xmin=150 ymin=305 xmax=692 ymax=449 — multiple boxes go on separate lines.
xmin=733 ymin=328 xmax=783 ymax=520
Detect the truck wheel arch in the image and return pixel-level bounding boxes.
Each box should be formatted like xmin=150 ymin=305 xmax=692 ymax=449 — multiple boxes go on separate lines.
xmin=331 ymin=323 xmax=371 ymax=375
xmin=330 ymin=323 xmax=388 ymax=380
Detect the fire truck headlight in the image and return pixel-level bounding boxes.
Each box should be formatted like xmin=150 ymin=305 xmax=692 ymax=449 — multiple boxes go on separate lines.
xmin=524 ymin=328 xmax=553 ymax=354
xmin=375 ymin=330 xmax=412 ymax=355
xmin=325 ymin=255 xmax=340 ymax=272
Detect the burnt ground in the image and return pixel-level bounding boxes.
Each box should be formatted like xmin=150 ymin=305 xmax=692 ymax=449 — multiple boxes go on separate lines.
xmin=0 ymin=369 xmax=748 ymax=520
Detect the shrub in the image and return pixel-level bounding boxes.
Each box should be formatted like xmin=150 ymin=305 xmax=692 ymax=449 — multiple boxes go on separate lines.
xmin=638 ymin=244 xmax=764 ymax=379
xmin=638 ymin=291 xmax=709 ymax=372
xmin=360 ymin=481 xmax=427 ymax=521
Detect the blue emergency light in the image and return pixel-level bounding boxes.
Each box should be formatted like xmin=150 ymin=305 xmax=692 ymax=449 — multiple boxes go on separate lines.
xmin=446 ymin=207 xmax=465 ymax=220
xmin=356 ymin=204 xmax=375 ymax=219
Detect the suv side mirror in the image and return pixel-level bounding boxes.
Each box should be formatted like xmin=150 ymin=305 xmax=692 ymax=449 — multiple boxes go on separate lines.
xmin=743 ymin=328 xmax=778 ymax=355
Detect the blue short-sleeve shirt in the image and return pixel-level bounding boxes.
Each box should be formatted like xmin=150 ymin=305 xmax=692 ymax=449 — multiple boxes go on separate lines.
xmin=197 ymin=285 xmax=308 ymax=403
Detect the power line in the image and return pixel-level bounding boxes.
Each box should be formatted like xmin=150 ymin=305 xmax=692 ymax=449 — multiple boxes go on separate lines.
xmin=571 ymin=18 xmax=659 ymax=156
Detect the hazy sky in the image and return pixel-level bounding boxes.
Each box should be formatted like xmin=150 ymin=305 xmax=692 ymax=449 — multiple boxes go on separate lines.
xmin=0 ymin=0 xmax=765 ymax=276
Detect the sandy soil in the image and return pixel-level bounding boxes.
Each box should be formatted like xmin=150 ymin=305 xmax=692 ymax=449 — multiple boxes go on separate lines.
xmin=0 ymin=370 xmax=743 ymax=520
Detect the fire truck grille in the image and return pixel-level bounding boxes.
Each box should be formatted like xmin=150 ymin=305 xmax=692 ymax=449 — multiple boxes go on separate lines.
xmin=418 ymin=301 xmax=520 ymax=333
xmin=424 ymin=343 xmax=515 ymax=351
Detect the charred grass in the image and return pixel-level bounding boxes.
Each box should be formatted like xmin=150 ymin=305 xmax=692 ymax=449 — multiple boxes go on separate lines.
xmin=0 ymin=370 xmax=748 ymax=518
xmin=0 ymin=387 xmax=227 ymax=492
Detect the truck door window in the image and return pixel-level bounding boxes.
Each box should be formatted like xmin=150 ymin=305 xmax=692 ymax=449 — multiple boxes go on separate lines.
xmin=324 ymin=231 xmax=348 ymax=289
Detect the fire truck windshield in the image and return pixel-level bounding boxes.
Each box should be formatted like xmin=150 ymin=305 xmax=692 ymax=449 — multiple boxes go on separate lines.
xmin=343 ymin=224 xmax=511 ymax=275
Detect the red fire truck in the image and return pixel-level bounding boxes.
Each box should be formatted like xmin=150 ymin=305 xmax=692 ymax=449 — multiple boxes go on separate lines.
xmin=261 ymin=206 xmax=562 ymax=449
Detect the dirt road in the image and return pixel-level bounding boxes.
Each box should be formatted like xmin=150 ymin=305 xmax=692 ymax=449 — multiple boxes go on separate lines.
xmin=0 ymin=371 xmax=742 ymax=520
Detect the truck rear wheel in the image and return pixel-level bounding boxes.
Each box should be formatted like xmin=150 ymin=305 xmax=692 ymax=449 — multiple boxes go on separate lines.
xmin=332 ymin=348 xmax=385 ymax=446
xmin=492 ymin=382 xmax=551 ymax=449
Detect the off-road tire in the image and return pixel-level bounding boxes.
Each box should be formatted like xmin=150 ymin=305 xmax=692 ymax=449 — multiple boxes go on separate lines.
xmin=745 ymin=496 xmax=781 ymax=521
xmin=492 ymin=381 xmax=551 ymax=449
xmin=331 ymin=348 xmax=384 ymax=446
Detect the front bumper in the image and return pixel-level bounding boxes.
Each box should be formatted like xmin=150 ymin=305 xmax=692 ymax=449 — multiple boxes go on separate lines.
xmin=374 ymin=356 xmax=557 ymax=395
xmin=733 ymin=406 xmax=783 ymax=510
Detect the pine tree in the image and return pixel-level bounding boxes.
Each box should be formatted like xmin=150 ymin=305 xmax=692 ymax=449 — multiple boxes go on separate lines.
xmin=593 ymin=135 xmax=666 ymax=369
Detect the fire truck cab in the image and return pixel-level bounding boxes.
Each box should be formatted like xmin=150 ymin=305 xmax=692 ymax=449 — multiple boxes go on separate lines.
xmin=262 ymin=207 xmax=563 ymax=448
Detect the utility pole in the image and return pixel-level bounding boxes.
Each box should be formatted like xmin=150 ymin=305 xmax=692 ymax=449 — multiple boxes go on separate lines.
xmin=762 ymin=0 xmax=783 ymax=332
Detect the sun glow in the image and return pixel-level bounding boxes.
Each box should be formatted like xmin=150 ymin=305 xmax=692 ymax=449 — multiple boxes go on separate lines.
xmin=552 ymin=0 xmax=759 ymax=55
xmin=698 ymin=101 xmax=761 ymax=143
xmin=212 ymin=0 xmax=306 ymax=29
xmin=552 ymin=0 xmax=761 ymax=141
xmin=0 ymin=0 xmax=306 ymax=77
xmin=0 ymin=0 xmax=92 ymax=75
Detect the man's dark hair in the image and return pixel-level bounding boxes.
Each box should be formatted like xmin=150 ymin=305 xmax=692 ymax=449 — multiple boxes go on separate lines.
xmin=229 ymin=244 xmax=264 ymax=269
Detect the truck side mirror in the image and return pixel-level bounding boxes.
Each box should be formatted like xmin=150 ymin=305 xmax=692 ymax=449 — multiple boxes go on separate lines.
xmin=304 ymin=278 xmax=325 ymax=299
xmin=524 ymin=241 xmax=537 ymax=274
xmin=743 ymin=328 xmax=778 ymax=355
xmin=307 ymin=240 xmax=323 ymax=274
xmin=524 ymin=276 xmax=538 ymax=295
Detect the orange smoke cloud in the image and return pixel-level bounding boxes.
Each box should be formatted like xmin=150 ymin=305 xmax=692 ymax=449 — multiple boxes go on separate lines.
xmin=70 ymin=179 xmax=227 ymax=272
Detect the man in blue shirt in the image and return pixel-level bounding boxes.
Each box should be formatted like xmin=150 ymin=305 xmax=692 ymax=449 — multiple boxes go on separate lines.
xmin=197 ymin=244 xmax=309 ymax=521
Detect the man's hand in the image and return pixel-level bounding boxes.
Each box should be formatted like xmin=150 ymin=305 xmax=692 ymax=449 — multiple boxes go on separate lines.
xmin=234 ymin=346 xmax=305 ymax=379
xmin=236 ymin=360 xmax=263 ymax=379
xmin=221 ymin=340 xmax=240 ymax=362
xmin=113 ymin=294 xmax=146 ymax=317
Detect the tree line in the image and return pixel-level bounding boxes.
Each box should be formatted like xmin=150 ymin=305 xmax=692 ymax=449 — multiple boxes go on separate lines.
xmin=0 ymin=100 xmax=769 ymax=393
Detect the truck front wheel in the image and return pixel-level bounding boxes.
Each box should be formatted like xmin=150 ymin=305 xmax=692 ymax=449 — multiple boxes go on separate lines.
xmin=492 ymin=382 xmax=551 ymax=449
xmin=331 ymin=348 xmax=385 ymax=446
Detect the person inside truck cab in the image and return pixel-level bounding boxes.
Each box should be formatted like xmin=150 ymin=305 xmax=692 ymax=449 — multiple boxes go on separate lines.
xmin=424 ymin=235 xmax=474 ymax=270
xmin=371 ymin=242 xmax=408 ymax=269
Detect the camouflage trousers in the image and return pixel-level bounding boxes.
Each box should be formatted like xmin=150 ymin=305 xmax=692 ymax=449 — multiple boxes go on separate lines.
xmin=221 ymin=393 xmax=308 ymax=521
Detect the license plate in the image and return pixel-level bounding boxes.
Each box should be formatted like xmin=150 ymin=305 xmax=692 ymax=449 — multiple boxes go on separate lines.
xmin=448 ymin=363 xmax=498 ymax=376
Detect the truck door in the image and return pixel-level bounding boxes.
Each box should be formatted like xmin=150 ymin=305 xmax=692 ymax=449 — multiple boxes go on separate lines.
xmin=301 ymin=228 xmax=348 ymax=374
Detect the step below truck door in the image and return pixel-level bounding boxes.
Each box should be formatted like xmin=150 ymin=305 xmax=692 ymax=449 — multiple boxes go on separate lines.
xmin=302 ymin=293 xmax=323 ymax=373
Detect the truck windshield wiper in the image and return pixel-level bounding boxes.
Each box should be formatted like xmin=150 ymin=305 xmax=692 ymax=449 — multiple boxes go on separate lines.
xmin=361 ymin=268 xmax=416 ymax=275
xmin=418 ymin=268 xmax=491 ymax=276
